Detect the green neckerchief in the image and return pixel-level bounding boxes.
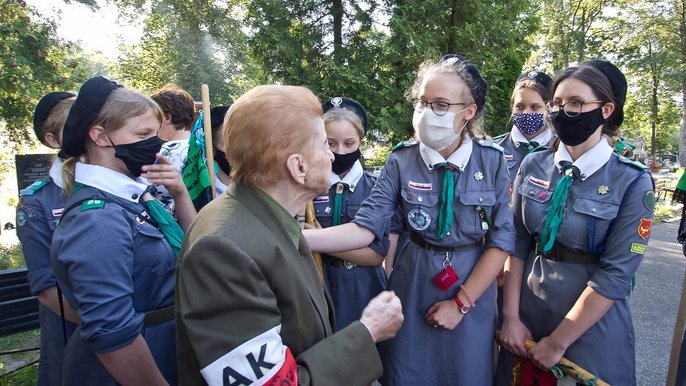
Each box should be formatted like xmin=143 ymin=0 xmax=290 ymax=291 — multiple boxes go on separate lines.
xmin=248 ymin=185 xmax=301 ymax=248
xmin=437 ymin=164 xmax=456 ymax=239
xmin=540 ymin=163 xmax=578 ymax=253
xmin=142 ymin=199 xmax=185 ymax=256
xmin=332 ymin=183 xmax=344 ymax=226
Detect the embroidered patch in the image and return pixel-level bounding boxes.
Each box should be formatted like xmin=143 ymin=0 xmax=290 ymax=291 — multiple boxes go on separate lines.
xmin=527 ymin=176 xmax=550 ymax=189
xmin=643 ymin=191 xmax=655 ymax=212
xmin=504 ymin=153 xmax=514 ymax=161
xmin=637 ymin=218 xmax=652 ymax=240
xmin=313 ymin=195 xmax=329 ymax=203
xmin=630 ymin=242 xmax=647 ymax=255
xmin=408 ymin=208 xmax=431 ymax=231
xmin=80 ymin=199 xmax=105 ymax=212
xmin=537 ymin=191 xmax=548 ymax=201
xmin=16 ymin=208 xmax=28 ymax=227
xmin=408 ymin=180 xmax=432 ymax=191
xmin=52 ymin=208 xmax=64 ymax=218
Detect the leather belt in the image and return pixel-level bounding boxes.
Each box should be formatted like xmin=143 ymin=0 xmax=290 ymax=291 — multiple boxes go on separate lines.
xmin=143 ymin=305 xmax=175 ymax=327
xmin=536 ymin=244 xmax=598 ymax=264
xmin=409 ymin=232 xmax=483 ymax=253
xmin=322 ymin=255 xmax=356 ymax=269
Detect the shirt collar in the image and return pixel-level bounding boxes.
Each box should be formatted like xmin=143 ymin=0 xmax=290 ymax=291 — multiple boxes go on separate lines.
xmin=419 ymin=136 xmax=473 ymax=171
xmin=50 ymin=158 xmax=64 ymax=190
xmin=329 ymin=160 xmax=364 ymax=192
xmin=510 ymin=126 xmax=553 ymax=148
xmin=75 ymin=162 xmax=149 ymax=202
xmin=553 ymin=136 xmax=613 ymax=181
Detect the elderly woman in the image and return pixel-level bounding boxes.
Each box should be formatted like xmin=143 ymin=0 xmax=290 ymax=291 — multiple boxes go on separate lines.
xmin=175 ymin=85 xmax=404 ymax=386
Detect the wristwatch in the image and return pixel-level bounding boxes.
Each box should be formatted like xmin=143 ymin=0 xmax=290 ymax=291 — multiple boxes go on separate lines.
xmin=454 ymin=295 xmax=470 ymax=314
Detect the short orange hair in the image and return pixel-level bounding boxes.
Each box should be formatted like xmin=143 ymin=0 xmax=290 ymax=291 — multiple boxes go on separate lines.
xmin=226 ymin=85 xmax=323 ymax=186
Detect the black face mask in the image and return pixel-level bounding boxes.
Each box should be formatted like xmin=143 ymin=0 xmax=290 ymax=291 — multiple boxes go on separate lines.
xmin=332 ymin=149 xmax=361 ymax=175
xmin=552 ymin=107 xmax=606 ymax=146
xmin=214 ymin=147 xmax=231 ymax=175
xmin=110 ymin=136 xmax=164 ymax=177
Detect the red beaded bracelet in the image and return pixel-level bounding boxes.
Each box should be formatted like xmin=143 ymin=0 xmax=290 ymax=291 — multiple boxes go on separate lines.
xmin=460 ymin=284 xmax=476 ymax=308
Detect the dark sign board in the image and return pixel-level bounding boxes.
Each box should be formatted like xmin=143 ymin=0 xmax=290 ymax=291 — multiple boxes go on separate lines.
xmin=15 ymin=154 xmax=56 ymax=192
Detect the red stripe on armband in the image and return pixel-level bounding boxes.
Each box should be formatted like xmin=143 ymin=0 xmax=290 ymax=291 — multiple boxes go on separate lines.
xmin=263 ymin=347 xmax=297 ymax=385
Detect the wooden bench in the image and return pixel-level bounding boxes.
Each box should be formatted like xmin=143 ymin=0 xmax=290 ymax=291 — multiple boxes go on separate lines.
xmin=655 ymin=176 xmax=677 ymax=202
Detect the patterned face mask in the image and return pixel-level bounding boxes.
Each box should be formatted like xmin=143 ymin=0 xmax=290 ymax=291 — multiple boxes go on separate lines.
xmin=512 ymin=112 xmax=544 ymax=136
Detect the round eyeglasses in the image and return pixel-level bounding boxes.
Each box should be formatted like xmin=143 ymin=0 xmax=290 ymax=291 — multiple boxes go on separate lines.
xmin=411 ymin=98 xmax=469 ymax=116
xmin=545 ymin=99 xmax=605 ymax=118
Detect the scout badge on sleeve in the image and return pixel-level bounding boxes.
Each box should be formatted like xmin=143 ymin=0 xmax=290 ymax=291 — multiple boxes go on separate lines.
xmin=637 ymin=218 xmax=652 ymax=240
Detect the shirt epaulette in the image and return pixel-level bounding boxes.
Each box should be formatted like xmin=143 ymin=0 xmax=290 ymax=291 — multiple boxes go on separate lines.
xmin=475 ymin=138 xmax=504 ymax=153
xmin=391 ymin=140 xmax=419 ymax=152
xmin=617 ymin=155 xmax=648 ymax=170
xmin=80 ymin=199 xmax=106 ymax=212
xmin=19 ymin=179 xmax=49 ymax=197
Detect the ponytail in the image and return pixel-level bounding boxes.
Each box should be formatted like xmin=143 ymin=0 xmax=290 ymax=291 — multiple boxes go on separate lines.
xmin=61 ymin=156 xmax=79 ymax=196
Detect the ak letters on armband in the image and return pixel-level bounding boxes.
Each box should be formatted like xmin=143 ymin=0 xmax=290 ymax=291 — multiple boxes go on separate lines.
xmin=200 ymin=326 xmax=298 ymax=386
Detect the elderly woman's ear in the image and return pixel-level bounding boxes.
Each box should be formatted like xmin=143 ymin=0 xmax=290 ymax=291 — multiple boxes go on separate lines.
xmin=286 ymin=153 xmax=307 ymax=184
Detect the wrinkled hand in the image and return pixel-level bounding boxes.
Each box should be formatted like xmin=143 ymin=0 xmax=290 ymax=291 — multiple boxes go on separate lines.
xmin=500 ymin=317 xmax=532 ymax=358
xmin=425 ymin=300 xmax=463 ymax=330
xmin=529 ymin=336 xmax=566 ymax=371
xmin=141 ymin=154 xmax=187 ymax=198
xmin=360 ymin=291 xmax=403 ymax=343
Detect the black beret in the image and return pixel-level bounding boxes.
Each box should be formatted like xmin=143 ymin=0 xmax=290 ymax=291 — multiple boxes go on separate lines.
xmin=210 ymin=105 xmax=231 ymax=131
xmin=322 ymin=97 xmax=368 ymax=134
xmin=517 ymin=70 xmax=553 ymax=90
xmin=440 ymin=54 xmax=488 ymax=113
xmin=33 ymin=91 xmax=75 ymax=134
xmin=585 ymin=59 xmax=628 ymax=126
xmin=62 ymin=76 xmax=122 ymax=157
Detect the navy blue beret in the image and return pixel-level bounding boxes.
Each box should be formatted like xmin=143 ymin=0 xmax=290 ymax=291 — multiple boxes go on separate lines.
xmin=518 ymin=70 xmax=553 ymax=90
xmin=440 ymin=54 xmax=488 ymax=113
xmin=33 ymin=91 xmax=75 ymax=134
xmin=585 ymin=59 xmax=627 ymax=126
xmin=210 ymin=105 xmax=231 ymax=131
xmin=322 ymin=97 xmax=368 ymax=134
xmin=62 ymin=76 xmax=122 ymax=157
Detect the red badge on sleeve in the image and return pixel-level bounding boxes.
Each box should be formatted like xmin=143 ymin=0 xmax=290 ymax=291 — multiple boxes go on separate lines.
xmin=638 ymin=218 xmax=652 ymax=240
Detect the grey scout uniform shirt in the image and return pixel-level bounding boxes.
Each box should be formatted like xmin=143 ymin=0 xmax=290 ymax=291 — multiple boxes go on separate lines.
xmin=495 ymin=126 xmax=554 ymax=182
xmin=510 ymin=136 xmax=653 ymax=385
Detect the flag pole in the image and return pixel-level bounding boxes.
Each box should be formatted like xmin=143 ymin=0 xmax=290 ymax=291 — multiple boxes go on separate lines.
xmin=201 ymin=84 xmax=216 ymax=199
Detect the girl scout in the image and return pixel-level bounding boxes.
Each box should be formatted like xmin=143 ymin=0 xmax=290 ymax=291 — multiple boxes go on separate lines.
xmin=314 ymin=97 xmax=392 ymax=329
xmin=17 ymin=91 xmax=79 ymax=385
xmin=497 ymin=60 xmax=654 ymax=385
xmin=495 ymin=70 xmax=554 ymax=178
xmin=305 ymin=55 xmax=514 ymax=385
xmin=51 ymin=76 xmax=193 ymax=385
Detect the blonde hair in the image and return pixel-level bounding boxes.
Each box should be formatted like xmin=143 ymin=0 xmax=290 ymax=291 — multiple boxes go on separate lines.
xmin=225 ymin=85 xmax=323 ymax=186
xmin=62 ymin=88 xmax=163 ymax=194
xmin=38 ymin=97 xmax=75 ymax=147
xmin=323 ymin=107 xmax=365 ymax=140
xmin=407 ymin=59 xmax=486 ymax=139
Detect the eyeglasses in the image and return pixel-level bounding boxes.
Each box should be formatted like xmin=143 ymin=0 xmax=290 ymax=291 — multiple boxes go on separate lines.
xmin=545 ymin=99 xmax=605 ymax=118
xmin=411 ymin=98 xmax=469 ymax=116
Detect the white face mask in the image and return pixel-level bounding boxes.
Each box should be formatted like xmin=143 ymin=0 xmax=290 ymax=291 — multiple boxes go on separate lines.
xmin=413 ymin=108 xmax=468 ymax=152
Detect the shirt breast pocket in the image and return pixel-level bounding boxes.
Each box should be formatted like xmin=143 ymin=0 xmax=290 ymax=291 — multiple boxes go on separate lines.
xmin=313 ymin=199 xmax=333 ymax=228
xmin=570 ymin=197 xmax=620 ymax=246
xmin=345 ymin=204 xmax=361 ymax=223
xmin=401 ymin=187 xmax=439 ymax=233
xmin=518 ymin=180 xmax=553 ymax=235
xmin=457 ymin=190 xmax=496 ymax=236
xmin=134 ymin=223 xmax=175 ymax=276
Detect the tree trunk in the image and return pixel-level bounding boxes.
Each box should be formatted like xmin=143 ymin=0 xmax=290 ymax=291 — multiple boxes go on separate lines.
xmin=447 ymin=0 xmax=461 ymax=53
xmin=651 ymin=43 xmax=659 ymax=161
xmin=332 ymin=0 xmax=343 ymax=63
xmin=679 ymin=0 xmax=686 ymax=166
